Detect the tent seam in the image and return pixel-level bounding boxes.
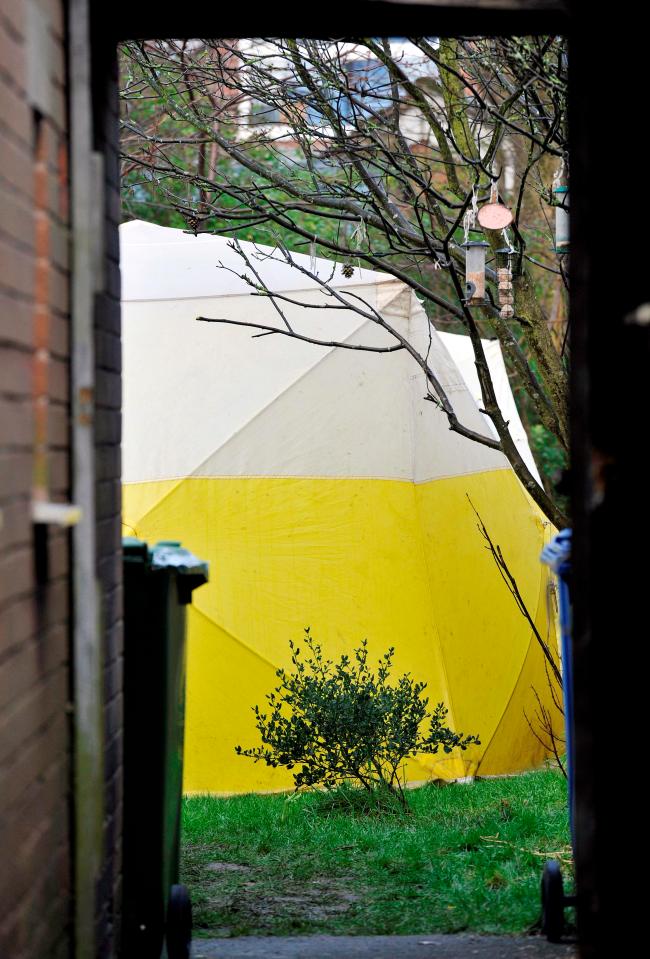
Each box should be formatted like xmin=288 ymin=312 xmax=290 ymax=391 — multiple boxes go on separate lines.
xmin=190 ymin=603 xmax=279 ymax=673
xmin=123 ymin=465 xmax=512 ymax=487
xmin=186 ymin=319 xmax=407 ymax=482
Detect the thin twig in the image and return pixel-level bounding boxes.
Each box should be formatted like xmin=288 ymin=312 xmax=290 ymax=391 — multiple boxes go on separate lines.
xmin=467 ymin=495 xmax=563 ymax=687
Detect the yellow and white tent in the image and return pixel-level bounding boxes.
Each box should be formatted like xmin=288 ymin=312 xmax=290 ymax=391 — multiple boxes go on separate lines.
xmin=120 ymin=219 xmax=560 ymax=794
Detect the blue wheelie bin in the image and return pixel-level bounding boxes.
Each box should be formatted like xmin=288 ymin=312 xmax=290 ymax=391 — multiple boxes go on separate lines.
xmin=122 ymin=538 xmax=208 ymax=959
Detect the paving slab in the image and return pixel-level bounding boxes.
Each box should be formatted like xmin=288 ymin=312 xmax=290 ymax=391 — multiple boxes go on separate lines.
xmin=192 ymin=934 xmax=577 ymax=959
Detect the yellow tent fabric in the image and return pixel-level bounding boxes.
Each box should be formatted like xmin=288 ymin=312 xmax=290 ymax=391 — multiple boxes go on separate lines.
xmin=120 ymin=220 xmax=561 ymax=794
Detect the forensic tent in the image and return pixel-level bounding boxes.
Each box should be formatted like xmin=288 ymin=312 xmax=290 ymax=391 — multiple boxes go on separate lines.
xmin=120 ymin=219 xmax=560 ymax=795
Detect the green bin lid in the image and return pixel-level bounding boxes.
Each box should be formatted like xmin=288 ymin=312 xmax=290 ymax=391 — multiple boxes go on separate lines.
xmin=122 ymin=537 xmax=149 ymax=562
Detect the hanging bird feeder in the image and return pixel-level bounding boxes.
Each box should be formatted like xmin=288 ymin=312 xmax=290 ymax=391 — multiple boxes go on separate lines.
xmin=462 ymin=238 xmax=489 ymax=304
xmin=553 ymin=183 xmax=569 ymax=253
xmin=477 ymin=202 xmax=514 ymax=231
xmin=478 ymin=181 xmax=514 ymax=232
xmin=495 ymin=246 xmax=514 ymax=319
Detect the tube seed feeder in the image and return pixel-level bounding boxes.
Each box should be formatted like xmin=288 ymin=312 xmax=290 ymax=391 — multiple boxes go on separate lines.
xmin=463 ymin=239 xmax=489 ymax=304
xmin=495 ymin=246 xmax=515 ymax=318
xmin=553 ymin=184 xmax=569 ymax=253
xmin=495 ymin=247 xmax=512 ymax=286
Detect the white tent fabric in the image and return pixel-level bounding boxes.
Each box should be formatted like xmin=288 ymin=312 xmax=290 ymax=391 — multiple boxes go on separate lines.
xmin=438 ymin=332 xmax=543 ymax=485
xmin=121 ymin=220 xmax=535 ymax=487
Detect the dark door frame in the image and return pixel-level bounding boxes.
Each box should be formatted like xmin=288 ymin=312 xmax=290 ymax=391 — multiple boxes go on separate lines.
xmin=85 ymin=4 xmax=640 ymax=956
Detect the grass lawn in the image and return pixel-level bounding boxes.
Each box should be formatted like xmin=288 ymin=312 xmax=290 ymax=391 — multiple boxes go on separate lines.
xmin=181 ymin=766 xmax=571 ymax=939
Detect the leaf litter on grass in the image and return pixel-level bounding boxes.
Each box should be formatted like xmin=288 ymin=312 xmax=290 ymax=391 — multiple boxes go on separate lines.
xmin=188 ymin=860 xmax=365 ymax=938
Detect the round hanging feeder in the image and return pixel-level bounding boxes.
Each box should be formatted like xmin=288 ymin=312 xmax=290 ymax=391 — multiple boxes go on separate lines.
xmin=462 ymin=239 xmax=489 ymax=304
xmin=477 ymin=203 xmax=514 ymax=231
xmin=553 ymin=184 xmax=569 ymax=253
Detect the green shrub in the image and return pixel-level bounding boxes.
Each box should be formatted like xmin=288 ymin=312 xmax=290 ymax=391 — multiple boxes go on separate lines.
xmin=236 ymin=629 xmax=480 ymax=809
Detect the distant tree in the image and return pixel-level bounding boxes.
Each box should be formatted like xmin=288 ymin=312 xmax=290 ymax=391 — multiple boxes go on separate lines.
xmin=120 ymin=37 xmax=569 ymax=526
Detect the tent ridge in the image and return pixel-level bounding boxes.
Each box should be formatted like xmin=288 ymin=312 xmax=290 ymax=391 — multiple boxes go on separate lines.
xmin=124 ymin=281 xmax=396 ymax=305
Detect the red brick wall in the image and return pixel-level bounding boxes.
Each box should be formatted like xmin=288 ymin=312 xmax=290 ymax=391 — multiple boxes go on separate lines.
xmin=1 ymin=3 xmax=126 ymax=956
xmin=0 ymin=1 xmax=73 ymax=957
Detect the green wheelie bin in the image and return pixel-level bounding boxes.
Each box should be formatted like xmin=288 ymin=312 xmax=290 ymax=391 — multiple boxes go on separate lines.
xmin=122 ymin=538 xmax=208 ymax=959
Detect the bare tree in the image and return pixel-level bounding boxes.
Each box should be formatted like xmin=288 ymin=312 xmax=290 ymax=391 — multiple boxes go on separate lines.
xmin=120 ymin=37 xmax=569 ymax=527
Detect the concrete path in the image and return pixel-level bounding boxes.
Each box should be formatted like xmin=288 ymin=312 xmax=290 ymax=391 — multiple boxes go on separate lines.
xmin=192 ymin=934 xmax=577 ymax=959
